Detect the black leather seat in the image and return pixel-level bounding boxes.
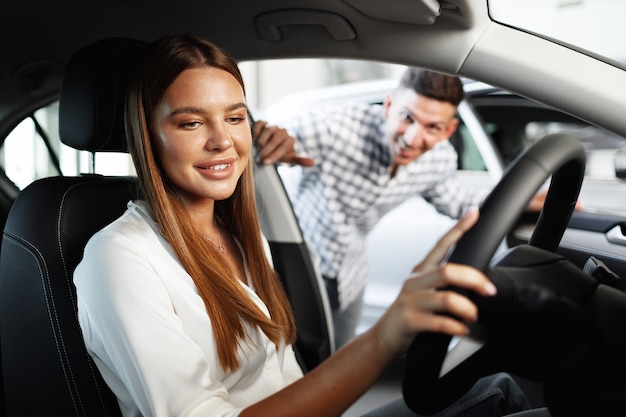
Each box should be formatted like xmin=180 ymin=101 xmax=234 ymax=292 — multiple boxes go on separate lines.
xmin=0 ymin=38 xmax=146 ymax=417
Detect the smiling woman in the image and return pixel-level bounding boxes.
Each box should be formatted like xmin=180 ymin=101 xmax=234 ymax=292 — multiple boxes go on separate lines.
xmin=150 ymin=67 xmax=251 ymax=206
xmin=72 ymin=33 xmax=533 ymax=417
xmin=74 ymin=34 xmax=301 ymax=415
xmin=2 ymin=1 xmax=626 ymax=417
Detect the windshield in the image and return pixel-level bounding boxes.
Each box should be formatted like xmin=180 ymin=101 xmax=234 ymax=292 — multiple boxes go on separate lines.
xmin=489 ymin=0 xmax=625 ymax=64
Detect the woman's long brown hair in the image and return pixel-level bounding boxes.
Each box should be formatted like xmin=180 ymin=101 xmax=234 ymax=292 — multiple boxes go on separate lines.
xmin=124 ymin=34 xmax=296 ymax=371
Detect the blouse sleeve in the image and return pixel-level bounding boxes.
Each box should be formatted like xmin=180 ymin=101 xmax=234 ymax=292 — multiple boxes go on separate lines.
xmin=281 ymin=344 xmax=305 ymax=385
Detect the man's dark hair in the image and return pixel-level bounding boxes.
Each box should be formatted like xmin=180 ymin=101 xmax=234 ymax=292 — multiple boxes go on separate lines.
xmin=398 ymin=67 xmax=464 ymax=106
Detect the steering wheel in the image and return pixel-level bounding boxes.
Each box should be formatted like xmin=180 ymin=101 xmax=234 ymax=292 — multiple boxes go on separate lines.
xmin=402 ymin=133 xmax=589 ymax=415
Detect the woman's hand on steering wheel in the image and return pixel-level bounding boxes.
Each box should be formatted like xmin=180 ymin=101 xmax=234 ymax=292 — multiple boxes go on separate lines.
xmin=370 ymin=210 xmax=498 ymax=359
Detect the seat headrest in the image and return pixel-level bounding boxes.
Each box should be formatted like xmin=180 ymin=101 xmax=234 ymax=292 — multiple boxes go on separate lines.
xmin=59 ymin=37 xmax=148 ymax=152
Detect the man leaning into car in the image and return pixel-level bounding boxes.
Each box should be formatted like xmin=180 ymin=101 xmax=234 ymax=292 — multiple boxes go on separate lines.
xmin=253 ymin=68 xmax=536 ymax=348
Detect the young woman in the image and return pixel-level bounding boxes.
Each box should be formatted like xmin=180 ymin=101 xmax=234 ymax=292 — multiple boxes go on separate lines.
xmin=74 ymin=34 xmax=538 ymax=417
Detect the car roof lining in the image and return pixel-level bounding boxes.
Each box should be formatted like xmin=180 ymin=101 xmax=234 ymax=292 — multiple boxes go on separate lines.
xmin=342 ymin=0 xmax=442 ymax=26
xmin=1 ymin=0 xmax=626 ymax=140
xmin=0 ymin=0 xmax=478 ymax=134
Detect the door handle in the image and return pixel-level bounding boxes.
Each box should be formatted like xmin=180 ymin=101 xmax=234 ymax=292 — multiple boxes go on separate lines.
xmin=607 ymin=225 xmax=626 ymax=246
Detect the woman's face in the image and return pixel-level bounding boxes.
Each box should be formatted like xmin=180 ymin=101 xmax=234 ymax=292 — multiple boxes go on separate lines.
xmin=151 ymin=67 xmax=251 ymax=208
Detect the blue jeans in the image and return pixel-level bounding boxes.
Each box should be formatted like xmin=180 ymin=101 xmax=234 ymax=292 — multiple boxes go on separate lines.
xmin=361 ymin=373 xmax=545 ymax=417
xmin=333 ymin=290 xmax=364 ymax=348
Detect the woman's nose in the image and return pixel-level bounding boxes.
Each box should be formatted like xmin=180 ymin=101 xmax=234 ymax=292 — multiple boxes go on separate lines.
xmin=206 ymin=124 xmax=233 ymax=150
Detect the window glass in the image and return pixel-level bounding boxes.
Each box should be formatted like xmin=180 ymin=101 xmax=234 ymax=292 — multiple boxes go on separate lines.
xmin=456 ymin=122 xmax=487 ymax=172
xmin=3 ymin=106 xmax=62 ymax=189
xmin=240 ymin=59 xmax=405 ymax=112
xmin=241 ymin=59 xmax=490 ymax=174
xmin=489 ymin=0 xmax=625 ymax=64
xmin=2 ymin=100 xmax=134 ymax=190
xmin=470 ymin=95 xmax=626 ymax=181
xmin=525 ymin=121 xmax=625 ymax=179
xmin=4 ymin=118 xmax=41 ymax=188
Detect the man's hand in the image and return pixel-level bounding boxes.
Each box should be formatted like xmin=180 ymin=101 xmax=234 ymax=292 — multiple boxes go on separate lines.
xmin=252 ymin=120 xmax=315 ymax=167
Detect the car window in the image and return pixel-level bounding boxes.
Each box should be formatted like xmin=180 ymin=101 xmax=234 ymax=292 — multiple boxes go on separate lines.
xmin=2 ymin=100 xmax=135 ymax=190
xmin=451 ymin=121 xmax=488 ymax=172
xmin=490 ymin=0 xmax=626 ymax=64
xmin=240 ymin=58 xmax=405 ymax=112
xmin=525 ymin=121 xmax=625 ymax=180
xmin=241 ymin=59 xmax=490 ymax=174
xmin=242 ymin=58 xmax=498 ymax=334
xmin=3 ymin=101 xmax=64 ymax=189
xmin=468 ymin=93 xmax=626 ymax=181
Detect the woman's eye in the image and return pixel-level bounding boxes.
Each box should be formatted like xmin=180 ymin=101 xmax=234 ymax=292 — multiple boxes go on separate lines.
xmin=226 ymin=116 xmax=245 ymax=124
xmin=180 ymin=121 xmax=201 ymax=129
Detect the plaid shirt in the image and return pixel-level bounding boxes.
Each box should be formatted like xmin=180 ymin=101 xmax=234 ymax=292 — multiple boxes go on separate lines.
xmin=280 ymin=102 xmax=485 ymax=308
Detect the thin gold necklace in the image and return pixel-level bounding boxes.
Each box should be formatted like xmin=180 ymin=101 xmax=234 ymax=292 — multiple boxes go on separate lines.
xmin=202 ymin=232 xmax=227 ymax=253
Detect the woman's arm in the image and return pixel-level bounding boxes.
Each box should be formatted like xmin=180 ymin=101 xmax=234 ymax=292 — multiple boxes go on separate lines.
xmin=241 ymin=211 xmax=497 ymax=417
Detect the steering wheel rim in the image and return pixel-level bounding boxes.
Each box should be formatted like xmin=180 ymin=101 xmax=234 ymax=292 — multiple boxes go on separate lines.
xmin=402 ymin=133 xmax=586 ymax=415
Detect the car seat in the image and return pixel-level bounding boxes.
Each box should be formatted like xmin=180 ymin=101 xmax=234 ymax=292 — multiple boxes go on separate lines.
xmin=0 ymin=37 xmax=144 ymax=417
xmin=0 ymin=36 xmax=332 ymax=416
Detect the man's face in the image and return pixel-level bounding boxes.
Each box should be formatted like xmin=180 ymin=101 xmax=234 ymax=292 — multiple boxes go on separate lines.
xmin=383 ymin=88 xmax=459 ymax=166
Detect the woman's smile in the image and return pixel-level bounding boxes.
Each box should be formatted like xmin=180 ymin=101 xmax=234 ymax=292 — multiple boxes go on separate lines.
xmin=195 ymin=158 xmax=236 ymax=180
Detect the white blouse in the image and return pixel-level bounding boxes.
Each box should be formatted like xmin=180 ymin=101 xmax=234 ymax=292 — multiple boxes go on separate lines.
xmin=74 ymin=201 xmax=303 ymax=417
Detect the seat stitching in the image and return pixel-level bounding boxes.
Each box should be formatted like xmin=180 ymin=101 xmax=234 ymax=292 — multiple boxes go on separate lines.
xmin=58 ymin=183 xmax=115 ymax=416
xmin=3 ymin=231 xmax=84 ymax=415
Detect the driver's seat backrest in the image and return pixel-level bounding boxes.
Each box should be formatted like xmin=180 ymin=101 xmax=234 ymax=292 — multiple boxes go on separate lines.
xmin=0 ymin=38 xmax=147 ymax=417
